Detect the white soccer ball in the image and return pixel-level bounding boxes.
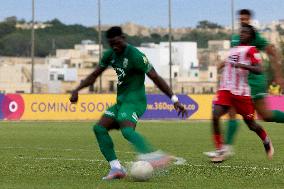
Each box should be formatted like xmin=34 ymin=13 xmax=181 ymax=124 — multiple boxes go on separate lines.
xmin=130 ymin=161 xmax=154 ymax=181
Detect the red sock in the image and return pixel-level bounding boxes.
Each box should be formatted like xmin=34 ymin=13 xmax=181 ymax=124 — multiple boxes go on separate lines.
xmin=213 ymin=134 xmax=223 ymax=150
xmin=256 ymin=128 xmax=268 ymax=142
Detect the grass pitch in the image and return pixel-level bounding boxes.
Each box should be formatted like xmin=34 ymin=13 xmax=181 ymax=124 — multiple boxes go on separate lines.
xmin=0 ymin=121 xmax=284 ymax=189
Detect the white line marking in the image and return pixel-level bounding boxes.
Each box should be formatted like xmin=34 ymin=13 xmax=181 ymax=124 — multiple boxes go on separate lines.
xmin=16 ymin=156 xmax=105 ymax=163
xmin=14 ymin=156 xmax=283 ymax=172
xmin=3 ymin=146 xmax=283 ymax=172
xmin=0 ymin=146 xmax=136 ymax=154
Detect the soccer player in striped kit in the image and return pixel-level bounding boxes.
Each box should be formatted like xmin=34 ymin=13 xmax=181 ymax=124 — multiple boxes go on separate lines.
xmin=210 ymin=24 xmax=274 ymax=162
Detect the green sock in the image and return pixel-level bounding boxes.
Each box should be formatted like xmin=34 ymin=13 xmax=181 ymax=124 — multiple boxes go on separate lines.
xmin=121 ymin=127 xmax=154 ymax=154
xmin=93 ymin=125 xmax=117 ymax=162
xmin=271 ymin=110 xmax=284 ymax=123
xmin=225 ymin=120 xmax=239 ymax=145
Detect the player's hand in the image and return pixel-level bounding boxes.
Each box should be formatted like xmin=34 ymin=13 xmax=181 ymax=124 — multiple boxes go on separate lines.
xmin=174 ymin=102 xmax=188 ymax=118
xmin=69 ymin=90 xmax=79 ymax=104
xmin=233 ymin=63 xmax=244 ymax=68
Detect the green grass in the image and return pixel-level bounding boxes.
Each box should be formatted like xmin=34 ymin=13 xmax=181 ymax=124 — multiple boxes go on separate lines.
xmin=0 ymin=121 xmax=284 ymax=189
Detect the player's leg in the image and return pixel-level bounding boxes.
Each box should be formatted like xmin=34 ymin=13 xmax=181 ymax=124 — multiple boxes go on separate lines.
xmin=212 ymin=91 xmax=232 ymax=149
xmin=204 ymin=91 xmax=231 ymax=160
xmin=93 ymin=105 xmax=126 ymax=180
xmin=117 ymin=104 xmax=154 ymax=154
xmin=118 ymin=105 xmax=172 ymax=168
xmin=120 ymin=120 xmax=173 ymax=168
xmin=225 ymin=108 xmax=240 ymax=146
xmin=251 ymin=77 xmax=284 ymax=123
xmin=120 ymin=120 xmax=154 ymax=154
xmin=254 ymin=97 xmax=284 ymax=123
xmin=205 ymin=110 xmax=236 ymax=159
xmin=210 ymin=104 xmax=229 ymax=162
xmin=235 ymin=96 xmax=274 ymax=159
xmin=243 ymin=119 xmax=274 ymax=159
xmin=212 ymin=104 xmax=229 ymax=150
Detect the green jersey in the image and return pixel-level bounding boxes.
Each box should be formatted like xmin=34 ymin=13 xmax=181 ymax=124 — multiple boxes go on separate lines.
xmin=231 ymin=32 xmax=268 ymax=51
xmin=99 ymin=44 xmax=153 ymax=106
xmin=231 ymin=31 xmax=269 ymax=99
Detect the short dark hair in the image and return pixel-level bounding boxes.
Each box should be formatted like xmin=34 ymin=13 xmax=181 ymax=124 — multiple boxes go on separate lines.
xmin=241 ymin=24 xmax=256 ymax=40
xmin=106 ymin=26 xmax=123 ymax=39
xmin=238 ymin=9 xmax=253 ymax=17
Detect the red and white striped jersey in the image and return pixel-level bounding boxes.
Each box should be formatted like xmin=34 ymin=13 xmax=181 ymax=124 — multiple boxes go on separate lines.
xmin=219 ymin=45 xmax=261 ymax=96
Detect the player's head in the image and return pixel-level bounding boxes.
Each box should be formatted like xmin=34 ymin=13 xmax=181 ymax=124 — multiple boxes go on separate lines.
xmin=240 ymin=24 xmax=256 ymax=44
xmin=106 ymin=26 xmax=126 ymax=54
xmin=238 ymin=9 xmax=253 ymax=26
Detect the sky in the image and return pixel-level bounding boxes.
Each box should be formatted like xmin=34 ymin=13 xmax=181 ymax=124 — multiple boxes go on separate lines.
xmin=0 ymin=0 xmax=283 ymax=28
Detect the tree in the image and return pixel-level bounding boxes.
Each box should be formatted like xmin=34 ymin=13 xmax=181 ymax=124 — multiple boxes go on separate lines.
xmin=0 ymin=20 xmax=16 ymax=37
xmin=0 ymin=31 xmax=31 ymax=56
xmin=0 ymin=18 xmax=99 ymax=57
xmin=196 ymin=20 xmax=223 ymax=29
xmin=5 ymin=16 xmax=17 ymax=24
xmin=181 ymin=29 xmax=229 ymax=48
xmin=276 ymin=25 xmax=284 ymax=35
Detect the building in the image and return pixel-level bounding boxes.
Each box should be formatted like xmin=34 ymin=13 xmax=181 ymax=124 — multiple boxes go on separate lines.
xmin=138 ymin=42 xmax=198 ymax=79
xmin=43 ymin=40 xmax=117 ymax=93
xmin=16 ymin=22 xmax=52 ymax=30
xmin=0 ymin=57 xmax=45 ymax=93
xmin=0 ymin=40 xmax=117 ymax=94
xmin=138 ymin=41 xmax=217 ymax=94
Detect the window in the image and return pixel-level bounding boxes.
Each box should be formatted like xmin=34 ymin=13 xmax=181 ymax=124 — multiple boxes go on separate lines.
xmin=89 ymin=84 xmax=94 ymax=92
xmin=57 ymin=74 xmax=64 ymax=81
xmin=210 ymin=72 xmax=213 ymax=78
xmin=195 ymin=72 xmax=198 ymax=77
xmin=109 ymin=81 xmax=115 ymax=92
xmin=174 ymin=72 xmax=178 ymax=78
xmin=50 ymin=74 xmax=55 ymax=81
xmin=16 ymin=90 xmax=25 ymax=93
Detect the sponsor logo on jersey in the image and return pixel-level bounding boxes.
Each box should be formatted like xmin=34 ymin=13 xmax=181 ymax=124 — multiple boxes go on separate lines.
xmin=114 ymin=68 xmax=126 ymax=86
xmin=105 ymin=110 xmax=115 ymax=117
xmin=229 ymin=54 xmax=240 ymax=64
xmin=0 ymin=94 xmax=25 ymax=120
xmin=120 ymin=112 xmax=127 ymax=118
xmin=123 ymin=58 xmax=128 ymax=68
xmin=142 ymin=56 xmax=149 ymax=64
xmin=231 ymin=39 xmax=239 ymax=43
xmin=132 ymin=112 xmax=138 ymax=122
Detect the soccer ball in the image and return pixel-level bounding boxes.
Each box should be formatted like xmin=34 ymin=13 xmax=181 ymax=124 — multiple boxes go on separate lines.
xmin=130 ymin=161 xmax=154 ymax=181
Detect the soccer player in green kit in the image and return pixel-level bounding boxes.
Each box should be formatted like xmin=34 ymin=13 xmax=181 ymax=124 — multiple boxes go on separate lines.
xmin=70 ymin=26 xmax=187 ymax=180
xmin=205 ymin=9 xmax=284 ymax=160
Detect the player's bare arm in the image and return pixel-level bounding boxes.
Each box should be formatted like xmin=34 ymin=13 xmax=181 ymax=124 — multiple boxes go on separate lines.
xmin=217 ymin=61 xmax=225 ymax=72
xmin=146 ymin=68 xmax=188 ymax=117
xmin=70 ymin=66 xmax=106 ymax=103
xmin=233 ymin=63 xmax=262 ymax=74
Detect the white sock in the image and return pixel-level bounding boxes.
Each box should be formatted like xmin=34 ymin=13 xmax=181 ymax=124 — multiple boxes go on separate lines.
xmin=109 ymin=159 xmax=122 ymax=169
xmin=263 ymin=136 xmax=270 ymax=144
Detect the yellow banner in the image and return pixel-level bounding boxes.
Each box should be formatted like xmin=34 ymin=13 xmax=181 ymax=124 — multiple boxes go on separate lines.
xmin=0 ymin=94 xmax=241 ymax=120
xmin=187 ymin=95 xmax=214 ymax=120
xmin=21 ymin=94 xmax=116 ymax=120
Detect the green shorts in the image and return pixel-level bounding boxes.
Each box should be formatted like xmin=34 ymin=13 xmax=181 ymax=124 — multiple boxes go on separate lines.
xmin=248 ymin=73 xmax=267 ymax=101
xmin=103 ymin=103 xmax=146 ymax=124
